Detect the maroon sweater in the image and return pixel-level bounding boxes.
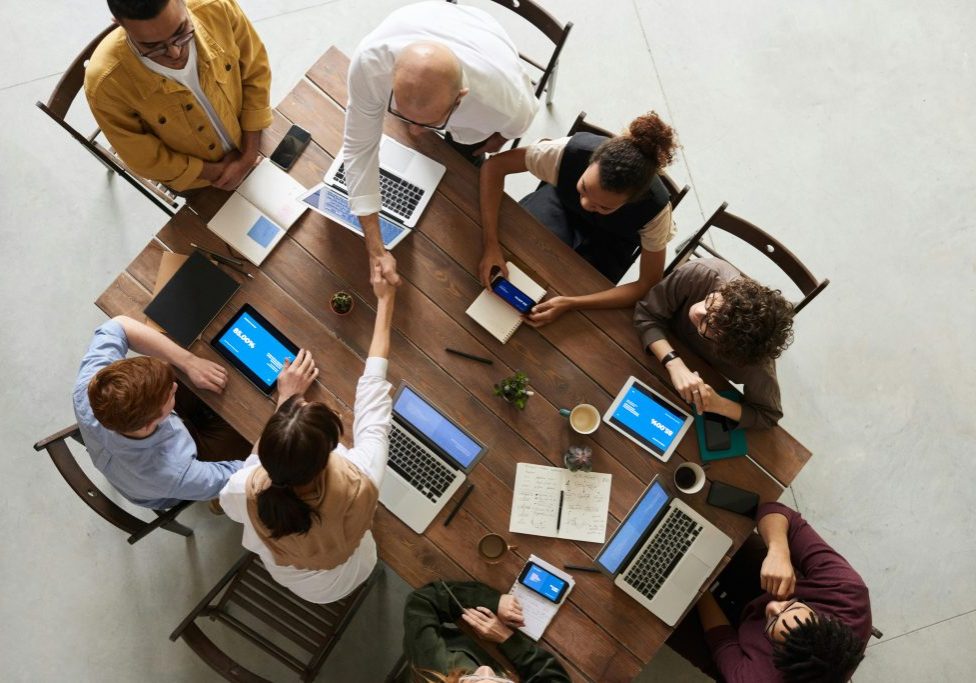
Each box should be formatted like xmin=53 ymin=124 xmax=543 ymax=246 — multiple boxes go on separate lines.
xmin=705 ymin=503 xmax=872 ymax=682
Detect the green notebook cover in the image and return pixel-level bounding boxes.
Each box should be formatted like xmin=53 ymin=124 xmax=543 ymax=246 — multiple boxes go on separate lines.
xmin=695 ymin=390 xmax=748 ymax=461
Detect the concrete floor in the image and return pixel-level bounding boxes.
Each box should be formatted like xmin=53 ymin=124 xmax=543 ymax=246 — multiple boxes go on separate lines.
xmin=1 ymin=0 xmax=973 ymax=680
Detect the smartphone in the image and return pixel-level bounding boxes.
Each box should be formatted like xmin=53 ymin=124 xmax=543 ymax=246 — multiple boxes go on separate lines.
xmin=706 ymin=480 xmax=760 ymax=519
xmin=270 ymin=124 xmax=311 ymax=171
xmin=490 ymin=271 xmax=537 ymax=314
xmin=703 ymin=412 xmax=732 ymax=451
xmin=518 ymin=561 xmax=569 ymax=604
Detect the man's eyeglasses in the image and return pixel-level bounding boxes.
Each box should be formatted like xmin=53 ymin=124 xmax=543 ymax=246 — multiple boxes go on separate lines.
xmin=763 ymin=599 xmax=814 ymax=640
xmin=697 ymin=292 xmax=718 ymax=341
xmin=387 ymin=91 xmax=460 ymax=132
xmin=134 ymin=25 xmax=195 ymax=59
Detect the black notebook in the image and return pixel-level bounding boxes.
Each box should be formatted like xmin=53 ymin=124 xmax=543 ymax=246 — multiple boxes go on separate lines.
xmin=143 ymin=251 xmax=240 ymax=348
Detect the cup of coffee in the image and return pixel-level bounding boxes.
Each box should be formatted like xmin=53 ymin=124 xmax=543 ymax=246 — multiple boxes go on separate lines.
xmin=478 ymin=533 xmax=514 ymax=564
xmin=559 ymin=404 xmax=601 ymax=435
xmin=674 ymin=462 xmax=706 ymax=494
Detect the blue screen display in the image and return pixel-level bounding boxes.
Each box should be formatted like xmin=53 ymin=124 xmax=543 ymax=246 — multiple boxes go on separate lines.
xmin=216 ymin=311 xmax=294 ymax=387
xmin=520 ymin=563 xmax=567 ymax=603
xmin=491 ymin=277 xmax=536 ymax=313
xmin=597 ymin=481 xmax=670 ymax=574
xmin=394 ymin=386 xmax=483 ymax=468
xmin=302 ymin=186 xmax=406 ymax=247
xmin=610 ymin=383 xmax=687 ymax=455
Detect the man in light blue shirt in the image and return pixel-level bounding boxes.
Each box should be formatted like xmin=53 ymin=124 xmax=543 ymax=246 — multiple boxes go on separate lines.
xmin=73 ymin=315 xmax=249 ymax=509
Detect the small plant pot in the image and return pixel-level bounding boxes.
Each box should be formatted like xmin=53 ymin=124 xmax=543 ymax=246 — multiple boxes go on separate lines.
xmin=563 ymin=445 xmax=593 ymax=472
xmin=493 ymin=371 xmax=532 ymax=410
xmin=330 ymin=292 xmax=354 ymax=316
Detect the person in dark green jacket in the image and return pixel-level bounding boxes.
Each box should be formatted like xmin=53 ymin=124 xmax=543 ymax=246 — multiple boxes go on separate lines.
xmin=400 ymin=580 xmax=571 ymax=683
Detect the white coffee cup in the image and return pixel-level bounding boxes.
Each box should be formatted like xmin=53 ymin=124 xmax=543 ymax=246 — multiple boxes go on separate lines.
xmin=674 ymin=462 xmax=706 ymax=494
xmin=562 ymin=403 xmax=600 ymax=435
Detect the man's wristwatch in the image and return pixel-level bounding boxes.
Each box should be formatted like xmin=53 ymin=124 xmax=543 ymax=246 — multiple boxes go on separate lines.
xmin=660 ymin=350 xmax=681 ymax=368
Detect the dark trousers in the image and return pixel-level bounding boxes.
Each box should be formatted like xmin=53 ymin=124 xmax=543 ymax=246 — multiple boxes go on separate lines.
xmin=174 ymin=384 xmax=252 ymax=463
xmin=444 ymin=132 xmax=487 ymax=167
xmin=665 ymin=533 xmax=769 ymax=681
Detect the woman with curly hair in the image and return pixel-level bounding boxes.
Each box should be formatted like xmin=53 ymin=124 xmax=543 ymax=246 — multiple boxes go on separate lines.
xmin=479 ymin=111 xmax=680 ymax=325
xmin=634 ymin=258 xmax=795 ymax=428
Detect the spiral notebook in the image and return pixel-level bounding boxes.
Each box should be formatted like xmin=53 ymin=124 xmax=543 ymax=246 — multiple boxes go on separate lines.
xmin=465 ymin=262 xmax=546 ymax=343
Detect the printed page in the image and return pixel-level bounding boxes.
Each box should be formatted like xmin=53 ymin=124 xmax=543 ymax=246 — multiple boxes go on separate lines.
xmin=237 ymin=159 xmax=306 ymax=228
xmin=509 ymin=463 xmax=562 ymax=536
xmin=207 ymin=195 xmax=282 ymax=266
xmin=559 ymin=470 xmax=612 ymax=543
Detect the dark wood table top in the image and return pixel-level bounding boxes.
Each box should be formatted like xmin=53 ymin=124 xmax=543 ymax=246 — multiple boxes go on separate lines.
xmin=96 ymin=47 xmax=811 ymax=683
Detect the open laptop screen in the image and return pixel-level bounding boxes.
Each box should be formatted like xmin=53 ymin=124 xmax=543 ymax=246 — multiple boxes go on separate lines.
xmin=596 ymin=480 xmax=670 ymax=575
xmin=394 ymin=386 xmax=483 ymax=468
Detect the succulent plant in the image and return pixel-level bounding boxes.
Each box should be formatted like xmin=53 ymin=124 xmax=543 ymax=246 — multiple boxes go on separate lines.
xmin=493 ymin=371 xmax=532 ymax=410
xmin=563 ymin=445 xmax=593 ymax=472
xmin=330 ymin=291 xmax=354 ymax=315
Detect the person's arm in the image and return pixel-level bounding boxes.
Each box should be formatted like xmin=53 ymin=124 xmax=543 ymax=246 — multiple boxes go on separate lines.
xmin=736 ymin=363 xmax=783 ymax=429
xmin=112 ymin=316 xmax=227 ymax=392
xmin=213 ymin=130 xmax=262 ymax=191
xmin=758 ymin=508 xmax=796 ymax=599
xmin=168 ymin=457 xmax=243 ymax=501
xmin=227 ymin=0 xmax=272 ymax=133
xmin=464 ymin=608 xmax=571 ymax=683
xmin=478 ymin=148 xmax=530 ymax=286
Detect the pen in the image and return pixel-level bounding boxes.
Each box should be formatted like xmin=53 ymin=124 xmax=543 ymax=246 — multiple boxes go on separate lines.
xmin=443 ymin=483 xmax=475 ymax=527
xmin=206 ymin=257 xmax=254 ymax=280
xmin=555 ymin=490 xmax=564 ymax=533
xmin=191 ymin=243 xmax=245 ymax=266
xmin=445 ymin=347 xmax=493 ymax=365
xmin=563 ymin=564 xmax=601 ymax=573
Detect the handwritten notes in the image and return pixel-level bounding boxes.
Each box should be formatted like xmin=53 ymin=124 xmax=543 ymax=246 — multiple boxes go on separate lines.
xmin=510 ymin=463 xmax=612 ymax=543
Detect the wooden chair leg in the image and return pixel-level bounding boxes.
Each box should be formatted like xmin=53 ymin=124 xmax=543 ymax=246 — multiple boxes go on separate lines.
xmin=126 ymin=500 xmax=195 ymax=544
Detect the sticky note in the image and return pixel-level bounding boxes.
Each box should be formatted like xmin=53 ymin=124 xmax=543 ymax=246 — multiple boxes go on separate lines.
xmin=247 ymin=216 xmax=280 ymax=248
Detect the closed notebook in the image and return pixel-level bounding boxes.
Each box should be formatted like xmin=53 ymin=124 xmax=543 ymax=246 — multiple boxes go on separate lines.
xmin=465 ymin=262 xmax=546 ymax=343
xmin=207 ymin=159 xmax=307 ymax=266
xmin=143 ymin=251 xmax=240 ymax=348
xmin=695 ymin=390 xmax=748 ymax=461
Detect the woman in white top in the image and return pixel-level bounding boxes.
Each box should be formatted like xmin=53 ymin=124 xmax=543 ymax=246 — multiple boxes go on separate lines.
xmin=220 ymin=265 xmax=396 ymax=603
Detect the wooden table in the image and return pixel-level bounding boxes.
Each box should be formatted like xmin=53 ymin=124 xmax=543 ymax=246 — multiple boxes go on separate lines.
xmin=96 ymin=47 xmax=811 ymax=682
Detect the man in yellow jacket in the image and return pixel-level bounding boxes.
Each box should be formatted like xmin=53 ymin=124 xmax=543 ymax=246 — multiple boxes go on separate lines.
xmin=85 ymin=0 xmax=272 ymax=192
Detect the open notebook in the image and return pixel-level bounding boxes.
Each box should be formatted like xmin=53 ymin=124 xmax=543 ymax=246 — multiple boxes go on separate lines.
xmin=509 ymin=463 xmax=612 ymax=544
xmin=207 ymin=159 xmax=307 ymax=266
xmin=465 ymin=262 xmax=546 ymax=343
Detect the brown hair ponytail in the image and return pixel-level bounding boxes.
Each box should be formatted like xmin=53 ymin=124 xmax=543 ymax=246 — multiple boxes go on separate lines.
xmin=589 ymin=111 xmax=678 ymax=198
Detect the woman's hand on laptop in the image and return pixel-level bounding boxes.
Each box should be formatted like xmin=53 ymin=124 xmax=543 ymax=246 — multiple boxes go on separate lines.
xmin=183 ymin=356 xmax=228 ymax=394
xmin=276 ymin=349 xmax=319 ymax=406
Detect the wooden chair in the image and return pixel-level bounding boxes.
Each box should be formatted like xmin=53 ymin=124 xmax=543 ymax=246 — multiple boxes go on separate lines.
xmin=448 ymin=0 xmax=573 ymax=147
xmin=35 ymin=24 xmax=180 ymax=216
xmin=170 ymin=553 xmax=381 ymax=682
xmin=33 ymin=424 xmax=194 ymax=544
xmin=567 ymin=111 xmax=690 ymax=210
xmin=665 ymin=202 xmax=829 ymax=316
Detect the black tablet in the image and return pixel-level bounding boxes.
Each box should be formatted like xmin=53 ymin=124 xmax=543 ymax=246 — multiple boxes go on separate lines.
xmin=210 ymin=304 xmax=299 ymax=395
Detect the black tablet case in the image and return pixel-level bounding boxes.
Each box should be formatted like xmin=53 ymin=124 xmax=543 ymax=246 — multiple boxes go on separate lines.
xmin=144 ymin=251 xmax=240 ymax=348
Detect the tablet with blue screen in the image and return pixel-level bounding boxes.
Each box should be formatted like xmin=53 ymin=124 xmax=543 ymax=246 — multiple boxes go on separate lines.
xmin=603 ymin=376 xmax=692 ymax=463
xmin=210 ymin=304 xmax=299 ymax=395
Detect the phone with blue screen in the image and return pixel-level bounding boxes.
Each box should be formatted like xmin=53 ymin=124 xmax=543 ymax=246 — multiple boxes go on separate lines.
xmin=517 ymin=561 xmax=569 ymax=604
xmin=490 ymin=271 xmax=536 ymax=314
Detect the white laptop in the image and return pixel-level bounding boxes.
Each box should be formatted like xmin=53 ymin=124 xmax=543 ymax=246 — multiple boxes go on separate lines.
xmin=379 ymin=383 xmax=487 ymax=534
xmin=594 ymin=476 xmax=732 ymax=626
xmin=299 ymin=135 xmax=446 ymax=249
xmin=603 ymin=376 xmax=694 ymax=463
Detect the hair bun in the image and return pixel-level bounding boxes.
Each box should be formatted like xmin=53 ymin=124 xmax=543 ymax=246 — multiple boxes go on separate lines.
xmin=627 ymin=111 xmax=677 ymax=169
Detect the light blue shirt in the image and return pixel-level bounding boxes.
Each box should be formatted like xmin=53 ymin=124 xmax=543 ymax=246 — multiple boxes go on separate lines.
xmin=72 ymin=321 xmax=242 ymax=509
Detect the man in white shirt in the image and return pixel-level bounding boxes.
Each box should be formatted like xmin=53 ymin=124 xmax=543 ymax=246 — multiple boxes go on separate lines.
xmin=344 ymin=1 xmax=539 ymax=287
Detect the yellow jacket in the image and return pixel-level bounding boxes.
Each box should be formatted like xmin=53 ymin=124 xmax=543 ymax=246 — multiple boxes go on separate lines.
xmin=84 ymin=0 xmax=272 ymax=191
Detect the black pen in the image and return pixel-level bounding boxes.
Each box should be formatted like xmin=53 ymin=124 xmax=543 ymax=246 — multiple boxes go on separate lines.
xmin=445 ymin=347 xmax=493 ymax=365
xmin=191 ymin=243 xmax=245 ymax=266
xmin=443 ymin=483 xmax=475 ymax=527
xmin=555 ymin=490 xmax=564 ymax=533
xmin=206 ymin=256 xmax=254 ymax=280
xmin=563 ymin=564 xmax=601 ymax=573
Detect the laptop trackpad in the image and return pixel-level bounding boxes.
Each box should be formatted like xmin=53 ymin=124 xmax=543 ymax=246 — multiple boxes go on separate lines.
xmin=380 ymin=139 xmax=414 ymax=175
xmin=670 ymin=554 xmax=711 ymax=595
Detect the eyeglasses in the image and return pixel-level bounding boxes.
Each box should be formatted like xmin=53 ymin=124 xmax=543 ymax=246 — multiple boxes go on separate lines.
xmin=763 ymin=599 xmax=815 ymax=641
xmin=697 ymin=292 xmax=718 ymax=341
xmin=387 ymin=91 xmax=460 ymax=132
xmin=134 ymin=24 xmax=195 ymax=60
xmin=458 ymin=676 xmax=514 ymax=683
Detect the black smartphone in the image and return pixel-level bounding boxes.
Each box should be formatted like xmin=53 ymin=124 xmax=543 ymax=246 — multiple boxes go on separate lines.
xmin=270 ymin=124 xmax=311 ymax=171
xmin=707 ymin=480 xmax=760 ymax=518
xmin=518 ymin=561 xmax=569 ymax=604
xmin=490 ymin=270 xmax=536 ymax=314
xmin=703 ymin=412 xmax=732 ymax=450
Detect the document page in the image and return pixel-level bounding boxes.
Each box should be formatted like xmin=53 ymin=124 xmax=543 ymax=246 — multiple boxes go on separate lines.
xmin=510 ymin=463 xmax=611 ymax=543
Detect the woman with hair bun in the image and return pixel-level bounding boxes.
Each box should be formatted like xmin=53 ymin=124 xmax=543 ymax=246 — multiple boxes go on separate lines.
xmin=219 ymin=264 xmax=397 ymax=603
xmin=479 ymin=111 xmax=680 ymax=326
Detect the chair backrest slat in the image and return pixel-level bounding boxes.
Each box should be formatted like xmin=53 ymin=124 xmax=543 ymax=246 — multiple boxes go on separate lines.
xmin=45 ymin=24 xmax=117 ymax=119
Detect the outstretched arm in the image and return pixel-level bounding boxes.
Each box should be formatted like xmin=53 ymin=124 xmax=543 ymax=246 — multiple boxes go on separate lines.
xmin=478 ymin=148 xmax=529 ymax=287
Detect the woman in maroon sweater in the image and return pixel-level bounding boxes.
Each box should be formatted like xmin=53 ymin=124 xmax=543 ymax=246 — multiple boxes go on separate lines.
xmin=668 ymin=502 xmax=872 ymax=682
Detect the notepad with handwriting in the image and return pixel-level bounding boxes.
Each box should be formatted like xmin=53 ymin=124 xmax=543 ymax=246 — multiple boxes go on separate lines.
xmin=465 ymin=262 xmax=546 ymax=343
xmin=207 ymin=159 xmax=306 ymax=266
xmin=509 ymin=463 xmax=611 ymax=543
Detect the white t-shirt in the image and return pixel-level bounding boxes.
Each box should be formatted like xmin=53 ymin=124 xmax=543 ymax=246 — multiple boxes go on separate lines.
xmin=344 ymin=1 xmax=539 ymax=215
xmin=220 ymin=358 xmax=392 ymax=604
xmin=135 ymin=39 xmax=235 ymax=153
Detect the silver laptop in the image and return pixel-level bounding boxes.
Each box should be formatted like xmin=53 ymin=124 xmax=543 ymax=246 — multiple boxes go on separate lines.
xmin=594 ymin=476 xmax=732 ymax=626
xmin=299 ymin=135 xmax=445 ymax=250
xmin=379 ymin=383 xmax=487 ymax=534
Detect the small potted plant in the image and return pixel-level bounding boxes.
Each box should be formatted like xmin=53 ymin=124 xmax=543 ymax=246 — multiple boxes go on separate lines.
xmin=563 ymin=445 xmax=593 ymax=472
xmin=330 ymin=291 xmax=354 ymax=316
xmin=494 ymin=371 xmax=533 ymax=410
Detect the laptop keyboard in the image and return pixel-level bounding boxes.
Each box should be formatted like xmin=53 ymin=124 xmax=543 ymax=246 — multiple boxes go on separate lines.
xmin=387 ymin=422 xmax=456 ymax=502
xmin=315 ymin=187 xmax=407 ymax=247
xmin=623 ymin=507 xmax=703 ymax=602
xmin=333 ymin=164 xmax=425 ymax=219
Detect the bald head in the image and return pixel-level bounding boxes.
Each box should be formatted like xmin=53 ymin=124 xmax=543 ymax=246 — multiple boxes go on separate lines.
xmin=391 ymin=42 xmax=466 ymax=128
